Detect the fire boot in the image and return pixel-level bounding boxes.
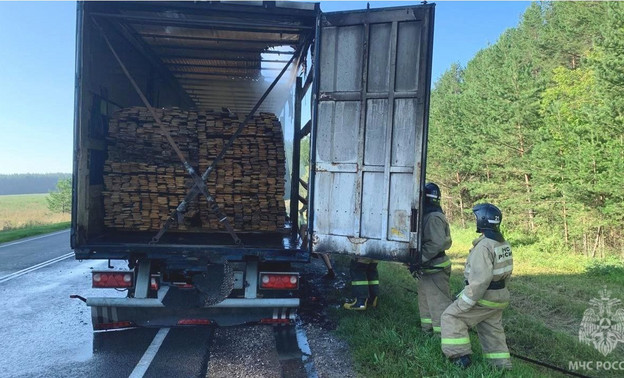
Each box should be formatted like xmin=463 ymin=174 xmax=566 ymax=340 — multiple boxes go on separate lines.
xmin=368 ymin=296 xmax=378 ymax=307
xmin=343 ymin=297 xmax=368 ymax=310
xmin=451 ymin=355 xmax=472 ymax=369
xmin=366 ymin=262 xmax=379 ymax=308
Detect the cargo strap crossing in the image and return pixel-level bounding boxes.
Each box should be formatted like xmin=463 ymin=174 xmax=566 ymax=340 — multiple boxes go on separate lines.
xmin=150 ymin=41 xmax=308 ymax=245
xmin=92 ymin=17 xmax=242 ymax=245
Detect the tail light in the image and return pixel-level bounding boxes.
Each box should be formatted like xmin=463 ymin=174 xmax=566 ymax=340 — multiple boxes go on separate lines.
xmin=92 ymin=271 xmax=133 ymax=288
xmin=150 ymin=274 xmax=160 ymax=291
xmin=259 ymin=272 xmax=299 ymax=290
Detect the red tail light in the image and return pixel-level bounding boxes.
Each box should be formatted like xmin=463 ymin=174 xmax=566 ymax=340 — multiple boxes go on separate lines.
xmin=94 ymin=321 xmax=134 ymax=330
xmin=177 ymin=319 xmax=212 ymax=325
xmin=92 ymin=271 xmax=133 ymax=288
xmin=150 ymin=275 xmax=159 ymax=291
xmin=259 ymin=273 xmax=299 ymax=290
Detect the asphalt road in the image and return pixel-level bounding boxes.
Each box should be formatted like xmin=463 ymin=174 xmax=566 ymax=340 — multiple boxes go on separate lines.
xmin=0 ymin=230 xmax=73 ymax=279
xmin=0 ymin=231 xmax=308 ymax=378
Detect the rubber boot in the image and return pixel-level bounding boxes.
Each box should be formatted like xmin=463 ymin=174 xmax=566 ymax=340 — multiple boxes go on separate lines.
xmin=368 ymin=296 xmax=378 ymax=307
xmin=452 ymin=355 xmax=472 ymax=369
xmin=367 ymin=262 xmax=379 ymax=308
xmin=343 ymin=297 xmax=368 ymax=310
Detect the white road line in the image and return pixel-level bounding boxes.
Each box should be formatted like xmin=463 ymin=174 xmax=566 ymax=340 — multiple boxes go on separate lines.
xmin=129 ymin=328 xmax=171 ymax=378
xmin=0 ymin=252 xmax=74 ymax=284
xmin=0 ymin=229 xmax=69 ymax=249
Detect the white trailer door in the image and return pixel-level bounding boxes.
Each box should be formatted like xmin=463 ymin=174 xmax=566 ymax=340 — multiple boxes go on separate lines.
xmin=310 ymin=5 xmax=435 ymax=261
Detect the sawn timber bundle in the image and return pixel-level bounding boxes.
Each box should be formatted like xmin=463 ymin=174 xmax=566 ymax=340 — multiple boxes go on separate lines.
xmin=102 ymin=107 xmax=286 ymax=233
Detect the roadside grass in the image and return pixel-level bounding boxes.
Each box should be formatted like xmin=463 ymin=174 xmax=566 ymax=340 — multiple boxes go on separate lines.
xmin=0 ymin=194 xmax=70 ymax=243
xmin=0 ymin=222 xmax=70 ymax=244
xmin=332 ymin=226 xmax=624 ymax=377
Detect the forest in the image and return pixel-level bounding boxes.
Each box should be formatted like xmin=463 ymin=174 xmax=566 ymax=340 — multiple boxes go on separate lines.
xmin=427 ymin=2 xmax=623 ymax=258
xmin=0 ymin=173 xmax=71 ymax=195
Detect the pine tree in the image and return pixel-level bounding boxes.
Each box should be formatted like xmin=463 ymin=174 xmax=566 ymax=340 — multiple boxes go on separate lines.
xmin=427 ymin=1 xmax=624 ymax=257
xmin=428 ymin=64 xmax=471 ymax=225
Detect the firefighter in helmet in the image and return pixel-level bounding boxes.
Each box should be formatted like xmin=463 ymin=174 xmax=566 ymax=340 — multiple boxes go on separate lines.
xmin=440 ymin=203 xmax=513 ymax=369
xmin=343 ymin=258 xmax=379 ymax=310
xmin=416 ymin=182 xmax=453 ymax=335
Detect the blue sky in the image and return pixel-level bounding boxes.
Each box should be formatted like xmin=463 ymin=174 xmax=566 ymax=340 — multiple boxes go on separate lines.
xmin=0 ymin=1 xmax=529 ymax=174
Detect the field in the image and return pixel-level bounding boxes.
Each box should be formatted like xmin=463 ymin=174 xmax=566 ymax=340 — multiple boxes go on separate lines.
xmin=333 ymin=226 xmax=624 ymax=377
xmin=0 ymin=194 xmax=70 ymax=243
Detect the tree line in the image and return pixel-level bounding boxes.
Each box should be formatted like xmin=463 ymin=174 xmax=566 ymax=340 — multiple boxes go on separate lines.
xmin=427 ymin=2 xmax=624 ymax=258
xmin=0 ymin=173 xmax=71 ymax=195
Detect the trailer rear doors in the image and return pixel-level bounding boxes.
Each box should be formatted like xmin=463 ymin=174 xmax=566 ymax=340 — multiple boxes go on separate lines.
xmin=310 ymin=5 xmax=435 ymax=262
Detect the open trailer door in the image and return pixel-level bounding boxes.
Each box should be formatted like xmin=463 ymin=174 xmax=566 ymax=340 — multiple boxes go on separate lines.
xmin=310 ymin=4 xmax=435 ymax=262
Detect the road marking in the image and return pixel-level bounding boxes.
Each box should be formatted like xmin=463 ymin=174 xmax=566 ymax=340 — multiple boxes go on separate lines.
xmin=129 ymin=328 xmax=170 ymax=378
xmin=0 ymin=229 xmax=69 ymax=249
xmin=0 ymin=252 xmax=74 ymax=284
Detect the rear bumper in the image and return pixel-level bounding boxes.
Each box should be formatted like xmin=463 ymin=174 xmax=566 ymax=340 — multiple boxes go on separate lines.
xmin=86 ymin=288 xmax=299 ymax=328
xmin=87 ymin=297 xmax=299 ymax=308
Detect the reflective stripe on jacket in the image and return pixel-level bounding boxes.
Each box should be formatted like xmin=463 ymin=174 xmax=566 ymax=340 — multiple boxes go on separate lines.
xmin=460 ymin=235 xmax=513 ymax=309
xmin=421 ymin=212 xmax=452 ymax=273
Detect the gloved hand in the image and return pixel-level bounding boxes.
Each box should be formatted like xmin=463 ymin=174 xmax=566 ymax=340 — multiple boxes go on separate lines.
xmin=408 ymin=262 xmax=422 ymax=280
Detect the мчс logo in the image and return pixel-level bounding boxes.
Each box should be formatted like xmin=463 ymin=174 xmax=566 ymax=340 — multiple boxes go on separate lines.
xmin=579 ymin=286 xmax=624 ymax=356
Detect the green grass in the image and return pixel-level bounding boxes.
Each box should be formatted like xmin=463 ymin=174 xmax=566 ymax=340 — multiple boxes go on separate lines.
xmin=0 ymin=193 xmax=71 ymax=229
xmin=0 ymin=221 xmax=70 ymax=244
xmin=0 ymin=194 xmax=70 ymax=243
xmin=331 ymin=226 xmax=624 ymax=377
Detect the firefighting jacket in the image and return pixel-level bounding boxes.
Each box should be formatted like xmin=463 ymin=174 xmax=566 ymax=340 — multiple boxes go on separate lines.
xmin=421 ymin=211 xmax=452 ymax=273
xmin=459 ymin=235 xmax=513 ymax=310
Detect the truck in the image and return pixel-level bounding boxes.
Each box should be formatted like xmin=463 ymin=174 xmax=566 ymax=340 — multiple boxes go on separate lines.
xmin=71 ymin=0 xmax=435 ymax=330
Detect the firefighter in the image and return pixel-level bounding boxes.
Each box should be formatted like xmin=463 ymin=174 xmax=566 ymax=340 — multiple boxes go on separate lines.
xmin=417 ymin=182 xmax=453 ymax=335
xmin=343 ymin=258 xmax=379 ymax=310
xmin=440 ymin=203 xmax=513 ymax=369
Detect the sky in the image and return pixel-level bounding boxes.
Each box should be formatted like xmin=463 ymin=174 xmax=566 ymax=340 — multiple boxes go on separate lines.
xmin=0 ymin=1 xmax=530 ymax=174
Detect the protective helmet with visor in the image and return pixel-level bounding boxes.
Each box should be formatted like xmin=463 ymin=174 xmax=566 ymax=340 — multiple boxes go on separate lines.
xmin=472 ymin=203 xmax=502 ymax=233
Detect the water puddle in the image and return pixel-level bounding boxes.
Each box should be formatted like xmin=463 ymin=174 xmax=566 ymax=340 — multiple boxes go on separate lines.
xmin=295 ymin=320 xmax=319 ymax=378
xmin=272 ymin=319 xmax=319 ymax=378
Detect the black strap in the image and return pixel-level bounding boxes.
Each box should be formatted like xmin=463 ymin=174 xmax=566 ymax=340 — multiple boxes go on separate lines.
xmin=421 ymin=252 xmax=447 ymax=270
xmin=424 ymin=251 xmax=446 ymax=264
xmin=465 ymin=280 xmax=505 ymax=290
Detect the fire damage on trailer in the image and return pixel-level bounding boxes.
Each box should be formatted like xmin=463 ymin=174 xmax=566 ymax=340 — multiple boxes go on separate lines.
xmin=71 ymin=1 xmax=435 ymax=328
xmin=73 ymin=1 xmax=320 ymax=327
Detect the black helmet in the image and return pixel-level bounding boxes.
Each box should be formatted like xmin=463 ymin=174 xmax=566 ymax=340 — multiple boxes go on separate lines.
xmin=472 ymin=203 xmax=502 ymax=232
xmin=424 ymin=182 xmax=441 ymax=204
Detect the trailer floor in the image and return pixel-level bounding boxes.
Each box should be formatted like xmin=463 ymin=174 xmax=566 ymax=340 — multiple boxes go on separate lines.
xmin=88 ymin=230 xmax=292 ymax=248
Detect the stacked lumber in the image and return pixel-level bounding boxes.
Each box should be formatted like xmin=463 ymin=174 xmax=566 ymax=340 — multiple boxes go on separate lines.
xmin=102 ymin=107 xmax=286 ymax=232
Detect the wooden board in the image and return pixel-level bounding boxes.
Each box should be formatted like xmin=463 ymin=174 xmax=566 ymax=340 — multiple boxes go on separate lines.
xmin=102 ymin=107 xmax=286 ymax=232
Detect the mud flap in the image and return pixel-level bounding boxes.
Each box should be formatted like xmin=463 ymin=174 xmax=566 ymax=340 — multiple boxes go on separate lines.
xmin=192 ymin=262 xmax=234 ymax=306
